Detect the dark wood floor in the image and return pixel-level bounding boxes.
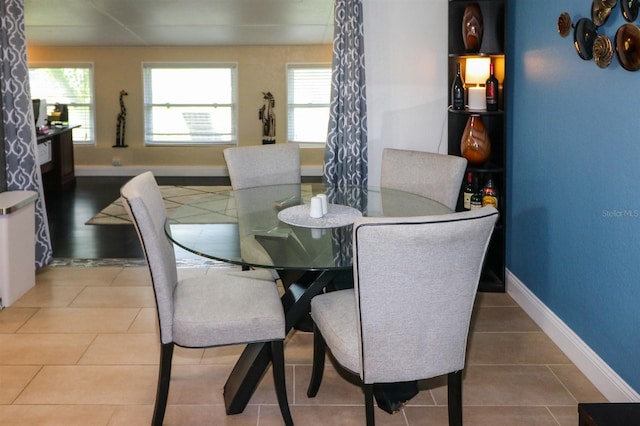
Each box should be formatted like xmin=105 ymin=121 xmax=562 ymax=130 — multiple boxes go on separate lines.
xmin=44 ymin=176 xmax=231 ymax=259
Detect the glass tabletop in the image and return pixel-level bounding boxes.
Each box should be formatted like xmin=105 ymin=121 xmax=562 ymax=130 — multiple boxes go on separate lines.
xmin=165 ymin=183 xmax=452 ymax=271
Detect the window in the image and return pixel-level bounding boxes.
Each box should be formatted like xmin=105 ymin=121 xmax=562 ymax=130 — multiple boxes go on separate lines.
xmin=287 ymin=64 xmax=331 ymax=144
xmin=28 ymin=64 xmax=95 ymax=144
xmin=143 ymin=63 xmax=237 ymax=145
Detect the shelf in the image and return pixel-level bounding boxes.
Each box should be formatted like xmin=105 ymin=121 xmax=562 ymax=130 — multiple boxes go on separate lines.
xmin=449 ymin=0 xmax=507 ymax=293
xmin=448 ymin=107 xmax=504 ymax=115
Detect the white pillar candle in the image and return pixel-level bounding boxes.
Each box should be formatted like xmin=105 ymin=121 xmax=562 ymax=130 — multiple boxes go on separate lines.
xmin=309 ymin=196 xmax=324 ymax=218
xmin=468 ymin=86 xmax=486 ymax=110
xmin=317 ymin=194 xmax=328 ymax=215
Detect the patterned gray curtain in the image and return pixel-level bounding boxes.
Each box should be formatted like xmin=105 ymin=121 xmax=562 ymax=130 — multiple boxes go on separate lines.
xmin=1 ymin=0 xmax=53 ymax=268
xmin=323 ymin=0 xmax=368 ymax=187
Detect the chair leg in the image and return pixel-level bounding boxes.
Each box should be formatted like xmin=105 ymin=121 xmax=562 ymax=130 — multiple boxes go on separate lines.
xmin=306 ymin=324 xmax=326 ymax=398
xmin=447 ymin=370 xmax=463 ymax=426
xmin=153 ymin=342 xmax=174 ymax=426
xmin=364 ymin=384 xmax=376 ymax=426
xmin=271 ymin=340 xmax=294 ymax=426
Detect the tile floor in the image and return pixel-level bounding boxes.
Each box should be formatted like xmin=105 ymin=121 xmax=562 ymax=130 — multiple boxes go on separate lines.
xmin=0 ymin=264 xmax=606 ymax=425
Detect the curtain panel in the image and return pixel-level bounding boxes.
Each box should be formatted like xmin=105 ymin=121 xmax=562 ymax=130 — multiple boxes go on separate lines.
xmin=323 ymin=0 xmax=368 ymax=187
xmin=1 ymin=0 xmax=52 ymax=268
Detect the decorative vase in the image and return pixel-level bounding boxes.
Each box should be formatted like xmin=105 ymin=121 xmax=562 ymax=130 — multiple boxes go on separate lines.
xmin=460 ymin=114 xmax=491 ymax=165
xmin=462 ymin=3 xmax=483 ymax=52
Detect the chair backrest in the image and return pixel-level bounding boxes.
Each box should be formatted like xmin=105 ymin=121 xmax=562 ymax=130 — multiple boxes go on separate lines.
xmin=120 ymin=171 xmax=178 ymax=344
xmin=351 ymin=207 xmax=498 ymax=384
xmin=223 ymin=144 xmax=301 ymax=190
xmin=380 ymin=148 xmax=467 ymax=210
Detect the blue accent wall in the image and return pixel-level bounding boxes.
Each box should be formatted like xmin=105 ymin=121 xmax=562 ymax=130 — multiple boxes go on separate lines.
xmin=506 ymin=0 xmax=640 ymax=392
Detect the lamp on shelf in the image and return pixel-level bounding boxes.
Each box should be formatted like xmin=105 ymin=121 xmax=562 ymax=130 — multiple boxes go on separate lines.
xmin=465 ymin=57 xmax=491 ymax=111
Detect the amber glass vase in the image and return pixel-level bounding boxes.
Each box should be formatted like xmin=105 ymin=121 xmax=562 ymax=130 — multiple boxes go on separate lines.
xmin=460 ymin=114 xmax=491 ymax=165
xmin=463 ymin=2 xmax=483 ymax=52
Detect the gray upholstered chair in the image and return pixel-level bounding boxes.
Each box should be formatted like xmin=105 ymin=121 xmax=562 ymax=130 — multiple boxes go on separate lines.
xmin=223 ymin=143 xmax=302 ymax=282
xmin=381 ymin=148 xmax=468 ymax=210
xmin=223 ymin=143 xmax=300 ymax=190
xmin=306 ymin=207 xmax=499 ymax=426
xmin=120 ymin=172 xmax=293 ymax=426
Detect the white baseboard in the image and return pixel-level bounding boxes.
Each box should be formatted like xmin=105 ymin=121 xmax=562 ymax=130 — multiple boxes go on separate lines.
xmin=75 ymin=165 xmax=324 ymax=177
xmin=506 ymin=269 xmax=640 ymax=402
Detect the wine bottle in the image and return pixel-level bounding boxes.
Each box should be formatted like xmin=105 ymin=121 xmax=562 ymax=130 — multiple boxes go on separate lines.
xmin=451 ymin=63 xmax=465 ymax=110
xmin=463 ymin=171 xmax=474 ymax=210
xmin=485 ymin=62 xmax=499 ymax=111
xmin=470 ymin=175 xmax=482 ymax=210
xmin=482 ymin=175 xmax=498 ymax=208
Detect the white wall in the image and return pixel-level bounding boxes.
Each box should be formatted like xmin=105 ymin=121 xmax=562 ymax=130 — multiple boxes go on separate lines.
xmin=364 ymin=0 xmax=448 ymax=186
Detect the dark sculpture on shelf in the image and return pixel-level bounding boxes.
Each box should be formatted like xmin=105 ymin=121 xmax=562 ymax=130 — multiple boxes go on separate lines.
xmin=259 ymin=91 xmax=276 ymax=144
xmin=114 ymin=90 xmax=128 ymax=147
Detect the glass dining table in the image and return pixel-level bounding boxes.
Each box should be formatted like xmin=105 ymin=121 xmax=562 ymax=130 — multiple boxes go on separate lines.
xmin=164 ymin=182 xmax=452 ymax=415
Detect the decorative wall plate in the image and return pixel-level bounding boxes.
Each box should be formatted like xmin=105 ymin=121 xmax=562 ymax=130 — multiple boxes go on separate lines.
xmin=615 ymin=23 xmax=640 ymax=71
xmin=558 ymin=12 xmax=572 ymax=37
xmin=593 ymin=34 xmax=614 ymax=68
xmin=574 ymin=18 xmax=598 ymax=60
xmin=621 ymin=0 xmax=639 ymax=22
xmin=592 ymin=0 xmax=613 ymax=26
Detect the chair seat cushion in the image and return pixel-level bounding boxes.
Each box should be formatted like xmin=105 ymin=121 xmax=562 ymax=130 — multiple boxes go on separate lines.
xmin=310 ymin=289 xmax=360 ymax=375
xmin=172 ymin=270 xmax=285 ymax=348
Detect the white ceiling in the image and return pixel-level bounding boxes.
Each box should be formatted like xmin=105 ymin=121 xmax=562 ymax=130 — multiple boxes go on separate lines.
xmin=24 ymin=0 xmax=335 ymax=47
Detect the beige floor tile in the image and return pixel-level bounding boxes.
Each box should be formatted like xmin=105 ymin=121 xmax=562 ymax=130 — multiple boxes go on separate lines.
xmin=548 ymin=405 xmax=580 ymax=426
xmin=164 ymin=404 xmax=258 ymax=426
xmin=474 ymin=292 xmax=518 ymax=307
xmin=165 ymin=365 xmax=234 ymax=405
xmin=36 ymin=267 xmax=123 ymax=286
xmin=10 ymin=283 xmax=84 ymax=308
xmin=70 ymin=286 xmax=156 ymax=308
xmin=15 ymin=365 xmax=157 ymax=405
xmin=260 ymin=404 xmax=407 ymax=426
xmin=0 ymin=334 xmax=95 ymax=365
xmin=284 ymin=330 xmax=314 ymax=365
xmin=79 ymin=333 xmax=159 ymax=365
xmin=173 ymin=346 xmax=207 ymax=365
xmin=467 ymin=331 xmax=571 ymax=365
xmin=1 ymin=265 xmax=607 ymax=425
xmin=405 ymin=406 xmax=561 ymax=426
xmin=549 ymin=364 xmax=608 ymax=403
xmin=128 ymin=307 xmax=159 ymax=333
xmin=294 ymin=364 xmax=366 ymax=406
xmin=430 ymin=365 xmax=577 ymax=406
xmin=0 ymin=405 xmax=115 ymax=426
xmin=247 ymin=365 xmax=293 ymax=406
xmin=111 ymin=266 xmax=150 ymax=286
xmin=470 ymin=306 xmax=541 ymax=332
xmin=18 ymin=308 xmax=140 ymax=333
xmin=0 ymin=366 xmax=41 ymax=404
xmin=0 ymin=307 xmax=37 ymax=332
xmin=106 ymin=405 xmax=153 ymax=426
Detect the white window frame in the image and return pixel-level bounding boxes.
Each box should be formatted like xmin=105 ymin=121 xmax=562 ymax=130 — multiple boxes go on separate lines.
xmin=28 ymin=63 xmax=96 ymax=145
xmin=142 ymin=62 xmax=238 ymax=146
xmin=286 ymin=63 xmax=332 ymax=145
